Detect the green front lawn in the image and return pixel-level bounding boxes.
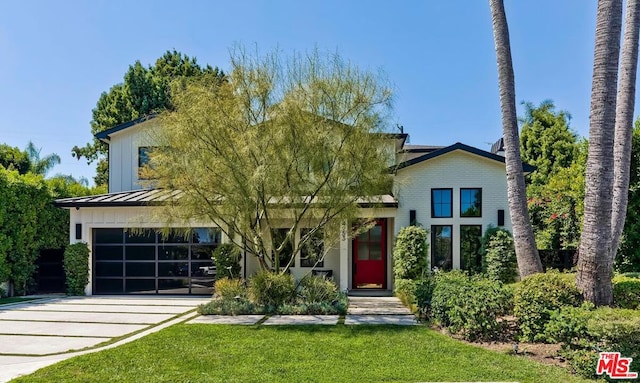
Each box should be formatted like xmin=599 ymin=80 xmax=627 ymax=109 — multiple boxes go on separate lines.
xmin=13 ymin=325 xmax=589 ymax=383
xmin=0 ymin=297 xmax=38 ymax=306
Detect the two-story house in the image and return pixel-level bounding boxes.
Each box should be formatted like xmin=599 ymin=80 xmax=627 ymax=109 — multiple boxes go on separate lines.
xmin=55 ymin=115 xmax=530 ymax=295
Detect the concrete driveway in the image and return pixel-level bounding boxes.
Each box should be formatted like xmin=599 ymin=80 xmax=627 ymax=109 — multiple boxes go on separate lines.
xmin=0 ymin=295 xmax=209 ymax=382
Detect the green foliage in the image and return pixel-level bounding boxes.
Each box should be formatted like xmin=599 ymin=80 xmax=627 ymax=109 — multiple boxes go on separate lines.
xmin=0 ymin=144 xmax=30 ymax=174
xmin=150 ymin=48 xmax=395 ymax=272
xmin=212 ymin=243 xmax=241 ymax=280
xmin=248 ymin=271 xmax=296 ymax=308
xmin=612 ymin=275 xmax=640 ymax=309
xmin=393 ymin=226 xmax=429 ymax=280
xmin=213 ymin=278 xmax=246 ymax=301
xmin=25 ymin=141 xmax=60 ymax=176
xmin=617 ymin=119 xmax=640 ymax=272
xmin=543 ymin=302 xmax=594 ymax=345
xmin=198 ymin=299 xmax=256 ymax=315
xmin=431 ymin=271 xmax=513 ymax=341
xmin=72 ymin=50 xmax=226 ymax=185
xmin=485 ymin=230 xmax=518 ymax=283
xmin=394 ymin=278 xmax=417 ymax=308
xmin=297 ymin=275 xmax=338 ymax=303
xmin=0 ymin=169 xmax=69 ymax=295
xmin=63 ymin=243 xmax=90 ymax=295
xmin=513 ymin=271 xmax=581 ymax=342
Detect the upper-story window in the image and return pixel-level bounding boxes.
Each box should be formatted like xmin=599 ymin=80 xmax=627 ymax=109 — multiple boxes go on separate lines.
xmin=431 ymin=188 xmax=452 ymax=218
xmin=460 ymin=188 xmax=482 ymax=217
xmin=138 ymin=146 xmax=155 ymax=179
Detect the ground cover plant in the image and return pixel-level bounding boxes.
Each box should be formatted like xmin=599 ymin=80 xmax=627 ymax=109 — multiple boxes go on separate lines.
xmin=11 ymin=325 xmax=590 ymax=383
xmin=0 ymin=297 xmax=38 ymax=305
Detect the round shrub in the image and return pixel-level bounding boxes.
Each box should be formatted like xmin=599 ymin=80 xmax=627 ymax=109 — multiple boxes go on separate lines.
xmin=613 ymin=275 xmax=640 ymax=309
xmin=213 ymin=243 xmax=242 ymax=280
xmin=514 ymin=270 xmax=581 ymax=342
xmin=214 ymin=277 xmax=247 ymax=300
xmin=63 ymin=243 xmax=90 ymax=296
xmin=297 ymin=275 xmax=338 ymax=303
xmin=249 ymin=270 xmax=295 ymax=308
xmin=485 ymin=230 xmax=518 ymax=283
xmin=393 ymin=226 xmax=429 ymax=279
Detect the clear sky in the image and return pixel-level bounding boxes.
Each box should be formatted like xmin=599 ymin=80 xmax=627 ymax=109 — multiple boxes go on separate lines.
xmin=0 ymin=0 xmax=624 ymax=185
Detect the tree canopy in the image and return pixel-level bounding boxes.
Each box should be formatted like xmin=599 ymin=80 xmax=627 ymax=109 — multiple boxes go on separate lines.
xmin=147 ymin=48 xmax=395 ymax=273
xmin=0 ymin=144 xmax=30 ymax=174
xmin=72 ymin=50 xmax=225 ymax=186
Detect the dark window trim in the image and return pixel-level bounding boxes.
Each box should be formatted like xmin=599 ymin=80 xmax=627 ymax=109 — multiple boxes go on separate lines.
xmin=431 ymin=188 xmax=453 ymax=218
xmin=460 ymin=188 xmax=482 ymax=218
xmin=431 ymin=225 xmax=453 ymax=271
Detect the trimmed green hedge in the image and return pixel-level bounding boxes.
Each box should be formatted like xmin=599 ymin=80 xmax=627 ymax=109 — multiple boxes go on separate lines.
xmin=613 ymin=275 xmax=640 ymax=309
xmin=393 ymin=226 xmax=428 ymax=280
xmin=63 ymin=243 xmax=90 ymax=295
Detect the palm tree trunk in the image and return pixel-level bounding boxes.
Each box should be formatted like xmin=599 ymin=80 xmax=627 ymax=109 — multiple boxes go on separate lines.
xmin=578 ymin=0 xmax=623 ymax=306
xmin=489 ymin=0 xmax=543 ymax=278
xmin=611 ymin=0 xmax=640 ymax=256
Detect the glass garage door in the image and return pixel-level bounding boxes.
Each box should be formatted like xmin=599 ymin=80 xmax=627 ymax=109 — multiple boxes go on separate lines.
xmin=93 ymin=228 xmax=220 ymax=295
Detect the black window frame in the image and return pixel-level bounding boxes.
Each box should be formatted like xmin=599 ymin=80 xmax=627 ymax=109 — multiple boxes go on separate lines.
xmin=460 ymin=188 xmax=482 ymax=217
xmin=431 ymin=188 xmax=453 ymax=218
xmin=431 ymin=225 xmax=453 ymax=271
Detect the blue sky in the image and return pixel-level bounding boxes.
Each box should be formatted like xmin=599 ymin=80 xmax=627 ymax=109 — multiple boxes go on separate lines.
xmin=0 ymin=1 xmax=617 ymax=184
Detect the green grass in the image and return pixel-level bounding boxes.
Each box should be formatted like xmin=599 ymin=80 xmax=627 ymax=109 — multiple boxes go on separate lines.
xmin=0 ymin=297 xmax=38 ymax=306
xmin=12 ymin=325 xmax=590 ymax=383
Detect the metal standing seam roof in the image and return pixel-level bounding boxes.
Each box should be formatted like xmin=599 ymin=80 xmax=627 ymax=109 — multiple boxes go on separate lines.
xmin=54 ymin=189 xmax=398 ymax=208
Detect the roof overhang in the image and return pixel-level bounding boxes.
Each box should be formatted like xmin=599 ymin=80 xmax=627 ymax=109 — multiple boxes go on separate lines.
xmin=94 ymin=114 xmax=158 ymax=143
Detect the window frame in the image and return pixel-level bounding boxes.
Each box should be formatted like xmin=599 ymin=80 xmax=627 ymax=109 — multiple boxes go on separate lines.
xmin=459 ymin=225 xmax=482 ymax=272
xmin=431 ymin=188 xmax=453 ymax=218
xmin=460 ymin=188 xmax=482 ymax=217
xmin=431 ymin=225 xmax=453 ymax=271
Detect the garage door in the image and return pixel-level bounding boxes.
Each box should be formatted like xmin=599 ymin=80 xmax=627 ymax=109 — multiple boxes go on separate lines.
xmin=92 ymin=228 xmax=220 ymax=295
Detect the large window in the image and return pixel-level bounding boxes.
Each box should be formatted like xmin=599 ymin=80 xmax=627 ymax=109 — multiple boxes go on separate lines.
xmin=460 ymin=188 xmax=482 ymax=217
xmin=93 ymin=227 xmax=220 ymax=295
xmin=460 ymin=225 xmax=482 ymax=273
xmin=431 ymin=188 xmax=453 ymax=218
xmin=138 ymin=146 xmax=156 ymax=179
xmin=431 ymin=225 xmax=452 ymax=271
xmin=300 ymin=229 xmax=324 ymax=267
xmin=271 ymin=228 xmax=295 ymax=269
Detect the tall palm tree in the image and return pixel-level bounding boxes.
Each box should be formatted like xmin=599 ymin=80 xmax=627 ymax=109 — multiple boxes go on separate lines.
xmin=612 ymin=0 xmax=640 ymax=257
xmin=25 ymin=141 xmax=61 ymax=177
xmin=577 ymin=0 xmax=623 ymax=306
xmin=489 ymin=0 xmax=543 ymax=277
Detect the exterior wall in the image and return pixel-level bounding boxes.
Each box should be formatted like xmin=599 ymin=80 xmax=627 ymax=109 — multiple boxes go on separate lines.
xmin=107 ymin=120 xmax=157 ymax=193
xmin=393 ymin=150 xmax=511 ymax=270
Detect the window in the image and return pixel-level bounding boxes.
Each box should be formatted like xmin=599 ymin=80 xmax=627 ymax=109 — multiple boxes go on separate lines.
xmin=431 ymin=225 xmax=452 ymax=271
xmin=460 ymin=225 xmax=482 ymax=273
xmin=460 ymin=188 xmax=482 ymax=217
xmin=431 ymin=189 xmax=453 ymax=218
xmin=300 ymin=229 xmax=324 ymax=267
xmin=138 ymin=146 xmax=156 ymax=179
xmin=271 ymin=229 xmax=295 ymax=269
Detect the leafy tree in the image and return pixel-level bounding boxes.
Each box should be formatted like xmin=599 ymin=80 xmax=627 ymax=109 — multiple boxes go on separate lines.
xmin=25 ymin=141 xmax=60 ymax=176
xmin=489 ymin=0 xmax=543 ymax=277
xmin=617 ymin=119 xmax=640 ymax=272
xmin=148 ymin=47 xmax=394 ymax=273
xmin=0 ymin=144 xmax=30 ymax=174
xmin=72 ymin=50 xmax=225 ymax=186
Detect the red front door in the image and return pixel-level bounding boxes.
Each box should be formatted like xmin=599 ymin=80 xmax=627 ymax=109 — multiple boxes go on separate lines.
xmin=353 ymin=219 xmax=386 ymax=289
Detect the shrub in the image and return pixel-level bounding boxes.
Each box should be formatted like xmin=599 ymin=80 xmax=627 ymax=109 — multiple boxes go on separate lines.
xmin=297 ymin=275 xmax=338 ymax=303
xmin=278 ymin=292 xmax=348 ymax=315
xmin=393 ymin=226 xmax=428 ymax=279
xmin=479 ymin=225 xmax=505 ymax=270
xmin=431 ymin=271 xmax=512 ymax=341
xmin=63 ymin=243 xmax=90 ymax=296
xmin=485 ymin=230 xmax=518 ymax=283
xmin=214 ymin=278 xmax=247 ymax=300
xmin=414 ymin=277 xmax=436 ymax=315
xmin=543 ymin=302 xmax=593 ymax=345
xmin=212 ymin=243 xmax=241 ymax=280
xmin=513 ymin=270 xmax=581 ymax=342
xmin=394 ymin=278 xmax=417 ymax=308
xmin=248 ymin=271 xmax=295 ymax=307
xmin=613 ymin=275 xmax=640 ymax=309
xmin=198 ymin=299 xmax=257 ymax=315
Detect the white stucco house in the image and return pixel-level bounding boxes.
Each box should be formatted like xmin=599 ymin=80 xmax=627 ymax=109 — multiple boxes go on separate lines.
xmin=56 ymin=115 xmax=531 ymax=295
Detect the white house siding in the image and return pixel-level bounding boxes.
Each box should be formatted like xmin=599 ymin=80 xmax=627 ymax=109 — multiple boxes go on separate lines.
xmin=393 ymin=150 xmax=512 ymax=270
xmin=107 ymin=120 xmax=156 ymax=193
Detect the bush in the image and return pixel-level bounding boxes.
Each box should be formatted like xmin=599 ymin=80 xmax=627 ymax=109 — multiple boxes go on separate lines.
xmin=198 ymin=299 xmax=257 ymax=315
xmin=214 ymin=278 xmax=246 ymax=300
xmin=513 ymin=271 xmax=581 ymax=342
xmin=414 ymin=277 xmax=436 ymax=315
xmin=393 ymin=226 xmax=428 ymax=279
xmin=213 ymin=243 xmax=242 ymax=280
xmin=298 ymin=275 xmax=338 ymax=303
xmin=394 ymin=278 xmax=417 ymax=308
xmin=431 ymin=271 xmax=513 ymax=341
xmin=613 ymin=275 xmax=640 ymax=309
xmin=479 ymin=225 xmax=505 ymax=270
xmin=485 ymin=230 xmax=518 ymax=283
xmin=63 ymin=243 xmax=90 ymax=296
xmin=249 ymin=271 xmax=295 ymax=307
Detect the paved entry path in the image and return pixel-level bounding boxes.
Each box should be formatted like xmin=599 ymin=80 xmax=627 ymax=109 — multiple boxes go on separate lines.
xmin=345 ymin=296 xmax=416 ymax=325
